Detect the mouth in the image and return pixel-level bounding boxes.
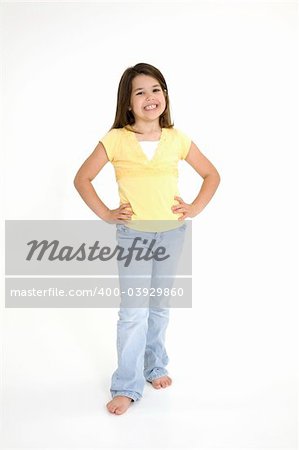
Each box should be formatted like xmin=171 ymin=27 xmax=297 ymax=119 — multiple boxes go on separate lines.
xmin=144 ymin=103 xmax=158 ymax=111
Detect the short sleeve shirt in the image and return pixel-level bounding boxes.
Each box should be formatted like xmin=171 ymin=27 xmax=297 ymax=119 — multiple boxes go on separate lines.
xmin=99 ymin=126 xmax=191 ymax=231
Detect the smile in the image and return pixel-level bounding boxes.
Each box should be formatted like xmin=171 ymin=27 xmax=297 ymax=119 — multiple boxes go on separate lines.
xmin=144 ymin=104 xmax=158 ymax=111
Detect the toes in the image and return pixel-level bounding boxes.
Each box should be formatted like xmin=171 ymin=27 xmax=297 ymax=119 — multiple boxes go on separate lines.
xmin=112 ymin=397 xmax=133 ymax=414
xmin=151 ymin=376 xmax=172 ymax=389
xmin=106 ymin=400 xmax=127 ymax=415
xmin=165 ymin=377 xmax=172 ymax=386
xmin=166 ymin=378 xmax=172 ymax=387
xmin=106 ymin=403 xmax=116 ymax=413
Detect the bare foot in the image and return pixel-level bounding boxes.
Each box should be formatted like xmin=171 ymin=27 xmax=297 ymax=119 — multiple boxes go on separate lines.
xmin=150 ymin=375 xmax=172 ymax=389
xmin=106 ymin=396 xmax=133 ymax=415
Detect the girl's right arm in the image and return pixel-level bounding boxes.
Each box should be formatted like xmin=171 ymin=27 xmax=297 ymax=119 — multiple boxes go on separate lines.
xmin=73 ymin=142 xmax=133 ymax=223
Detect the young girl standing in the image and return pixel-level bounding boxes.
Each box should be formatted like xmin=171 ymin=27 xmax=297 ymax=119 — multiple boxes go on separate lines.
xmin=74 ymin=62 xmax=220 ymax=415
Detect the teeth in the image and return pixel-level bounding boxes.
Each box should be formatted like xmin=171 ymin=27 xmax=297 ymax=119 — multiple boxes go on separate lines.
xmin=144 ymin=104 xmax=157 ymax=110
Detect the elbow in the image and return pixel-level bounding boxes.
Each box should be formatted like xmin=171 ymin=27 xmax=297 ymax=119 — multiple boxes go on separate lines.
xmin=204 ymin=169 xmax=221 ymax=185
xmin=73 ymin=174 xmax=90 ymax=190
xmin=212 ymin=168 xmax=221 ymax=185
xmin=73 ymin=175 xmax=80 ymax=190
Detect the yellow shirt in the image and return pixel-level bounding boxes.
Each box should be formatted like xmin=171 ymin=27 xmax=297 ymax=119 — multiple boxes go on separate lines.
xmin=99 ymin=126 xmax=191 ymax=232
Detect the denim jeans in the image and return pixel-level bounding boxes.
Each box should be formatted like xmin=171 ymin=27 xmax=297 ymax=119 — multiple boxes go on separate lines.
xmin=110 ymin=222 xmax=187 ymax=402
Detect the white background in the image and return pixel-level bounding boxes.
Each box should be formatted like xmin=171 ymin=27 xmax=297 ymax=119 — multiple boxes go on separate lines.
xmin=1 ymin=0 xmax=298 ymax=449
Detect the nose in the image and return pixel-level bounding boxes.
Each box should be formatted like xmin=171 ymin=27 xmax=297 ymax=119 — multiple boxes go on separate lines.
xmin=146 ymin=93 xmax=156 ymax=101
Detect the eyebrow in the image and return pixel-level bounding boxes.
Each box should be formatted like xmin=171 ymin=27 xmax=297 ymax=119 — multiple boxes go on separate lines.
xmin=133 ymin=84 xmax=161 ymax=93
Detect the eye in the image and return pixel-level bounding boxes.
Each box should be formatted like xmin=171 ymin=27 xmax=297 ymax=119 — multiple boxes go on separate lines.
xmin=136 ymin=88 xmax=161 ymax=96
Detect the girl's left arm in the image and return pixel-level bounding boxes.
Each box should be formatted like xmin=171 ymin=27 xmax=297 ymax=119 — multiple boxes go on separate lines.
xmin=172 ymin=141 xmax=221 ymax=220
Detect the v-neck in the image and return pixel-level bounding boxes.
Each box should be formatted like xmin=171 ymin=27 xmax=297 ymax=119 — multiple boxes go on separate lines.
xmin=124 ymin=127 xmax=166 ymax=163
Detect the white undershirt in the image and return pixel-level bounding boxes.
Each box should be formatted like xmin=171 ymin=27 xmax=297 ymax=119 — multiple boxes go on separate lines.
xmin=138 ymin=140 xmax=159 ymax=161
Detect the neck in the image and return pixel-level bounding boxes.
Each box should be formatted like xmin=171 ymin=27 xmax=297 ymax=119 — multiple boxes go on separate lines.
xmin=130 ymin=120 xmax=161 ymax=135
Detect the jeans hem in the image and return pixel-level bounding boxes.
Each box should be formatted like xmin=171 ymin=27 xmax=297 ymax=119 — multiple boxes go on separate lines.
xmin=146 ymin=370 xmax=169 ymax=382
xmin=110 ymin=390 xmax=141 ymax=402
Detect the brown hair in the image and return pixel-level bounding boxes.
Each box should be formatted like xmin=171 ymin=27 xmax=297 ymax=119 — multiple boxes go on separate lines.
xmin=109 ymin=63 xmax=174 ymax=133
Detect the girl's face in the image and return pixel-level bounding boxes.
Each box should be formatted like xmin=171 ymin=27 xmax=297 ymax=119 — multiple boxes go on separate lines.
xmin=129 ymin=74 xmax=166 ymax=126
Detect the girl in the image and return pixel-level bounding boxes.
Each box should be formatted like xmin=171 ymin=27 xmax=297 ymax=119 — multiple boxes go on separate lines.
xmin=74 ymin=62 xmax=220 ymax=415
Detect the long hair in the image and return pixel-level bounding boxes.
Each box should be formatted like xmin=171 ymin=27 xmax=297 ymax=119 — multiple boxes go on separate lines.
xmin=110 ymin=63 xmax=174 ymax=133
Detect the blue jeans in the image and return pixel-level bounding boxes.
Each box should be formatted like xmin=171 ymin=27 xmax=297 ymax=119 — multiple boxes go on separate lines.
xmin=110 ymin=222 xmax=187 ymax=402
